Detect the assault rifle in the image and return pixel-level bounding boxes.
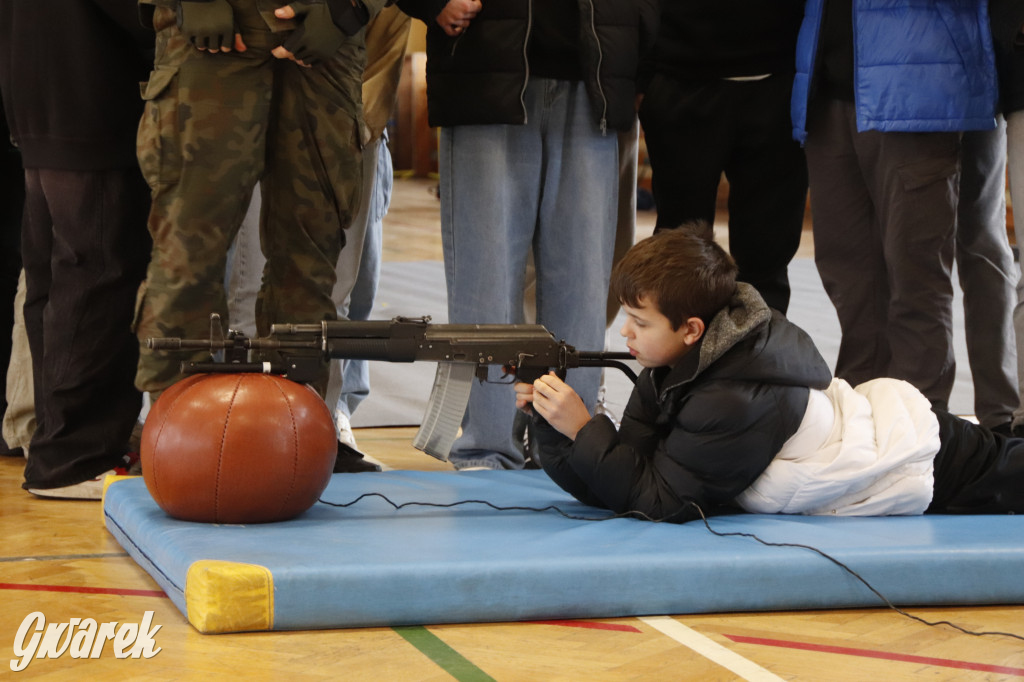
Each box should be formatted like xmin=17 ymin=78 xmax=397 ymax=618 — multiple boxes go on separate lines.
xmin=148 ymin=314 xmax=637 ymax=460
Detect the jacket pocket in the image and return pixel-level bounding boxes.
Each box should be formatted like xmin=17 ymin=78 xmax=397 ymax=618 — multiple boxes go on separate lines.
xmin=137 ymin=66 xmax=181 ymax=189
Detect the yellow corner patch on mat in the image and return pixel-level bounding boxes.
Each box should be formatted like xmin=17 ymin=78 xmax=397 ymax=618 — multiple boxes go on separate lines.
xmin=185 ymin=560 xmax=274 ymax=634
xmin=101 ymin=475 xmax=137 ymax=516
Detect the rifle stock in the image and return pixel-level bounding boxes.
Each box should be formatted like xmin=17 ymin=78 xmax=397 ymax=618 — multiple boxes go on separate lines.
xmin=149 ymin=315 xmax=637 ymax=461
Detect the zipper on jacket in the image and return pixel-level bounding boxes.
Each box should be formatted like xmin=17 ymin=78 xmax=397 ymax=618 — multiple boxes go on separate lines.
xmin=583 ymin=0 xmax=608 ymax=134
xmin=519 ymin=1 xmax=532 ymax=124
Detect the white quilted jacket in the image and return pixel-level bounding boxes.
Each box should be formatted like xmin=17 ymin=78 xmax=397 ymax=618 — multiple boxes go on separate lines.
xmin=735 ymin=378 xmax=940 ymax=516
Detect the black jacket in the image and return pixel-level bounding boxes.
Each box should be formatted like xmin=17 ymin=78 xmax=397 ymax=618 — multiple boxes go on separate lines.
xmin=639 ymin=0 xmax=806 ymax=86
xmin=990 ymin=0 xmax=1024 ymax=114
xmin=531 ymin=284 xmax=833 ymax=522
xmin=398 ymin=0 xmax=658 ymax=132
xmin=0 ymin=0 xmax=153 ymax=170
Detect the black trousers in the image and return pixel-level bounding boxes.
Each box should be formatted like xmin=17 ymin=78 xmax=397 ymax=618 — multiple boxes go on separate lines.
xmin=20 ymin=167 xmax=151 ymax=489
xmin=1 ymin=107 xmax=23 ymax=452
xmin=929 ymin=409 xmax=1024 ymax=514
xmin=638 ymin=72 xmax=808 ymax=313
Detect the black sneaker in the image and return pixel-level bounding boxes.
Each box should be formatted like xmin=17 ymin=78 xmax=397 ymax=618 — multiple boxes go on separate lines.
xmin=333 ymin=441 xmax=383 ymax=473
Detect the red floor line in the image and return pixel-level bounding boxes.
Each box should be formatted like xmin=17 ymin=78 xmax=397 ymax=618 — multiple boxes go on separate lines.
xmin=724 ymin=634 xmax=1024 ymax=676
xmin=531 ymin=620 xmax=642 ymax=633
xmin=0 ymin=582 xmax=166 ymax=599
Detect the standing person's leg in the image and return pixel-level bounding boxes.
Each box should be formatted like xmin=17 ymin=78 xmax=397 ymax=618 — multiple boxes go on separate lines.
xmin=868 ymin=129 xmax=959 ymax=409
xmin=135 ymin=7 xmax=270 ymax=396
xmin=324 ymin=136 xmax=387 ymax=472
xmin=638 ymin=74 xmax=728 ymax=232
xmin=0 ymin=108 xmax=22 ymax=456
xmin=592 ymin=121 xmax=640 ymax=424
xmin=439 ymin=106 xmax=543 ymax=470
xmin=805 ymin=99 xmax=891 ymax=385
xmin=22 ymin=167 xmax=151 ymax=492
xmin=224 ymin=189 xmax=265 ymax=338
xmin=338 ymin=137 xmax=390 ymax=420
xmin=724 ymin=74 xmax=807 ymax=315
xmin=534 ymin=79 xmax=618 ymax=413
xmin=3 ymin=271 xmax=34 ymax=456
xmin=1007 ymin=110 xmax=1024 ymax=432
xmin=325 ymin=136 xmax=384 ymax=425
xmin=956 ymin=120 xmax=1018 ymax=429
xmin=256 ymin=56 xmax=363 ymax=398
xmin=607 ymin=121 xmax=638 ymax=327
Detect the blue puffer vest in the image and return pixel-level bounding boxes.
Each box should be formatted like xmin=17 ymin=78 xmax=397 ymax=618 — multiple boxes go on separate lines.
xmin=791 ymin=0 xmax=999 ymax=143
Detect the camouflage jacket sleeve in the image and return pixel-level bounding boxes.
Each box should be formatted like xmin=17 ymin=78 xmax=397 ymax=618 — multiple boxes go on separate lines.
xmin=324 ymin=0 xmax=395 ymax=35
xmin=360 ymin=0 xmax=395 ymax=20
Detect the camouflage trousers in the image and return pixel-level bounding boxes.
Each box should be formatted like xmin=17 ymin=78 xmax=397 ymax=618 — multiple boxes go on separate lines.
xmin=134 ymin=0 xmax=365 ymax=396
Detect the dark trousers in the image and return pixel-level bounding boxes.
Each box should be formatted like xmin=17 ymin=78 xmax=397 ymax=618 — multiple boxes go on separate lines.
xmin=1 ymin=109 xmax=23 ymax=452
xmin=804 ymin=98 xmax=959 ymax=408
xmin=928 ymin=409 xmax=1024 ymax=514
xmin=21 ymin=167 xmax=151 ymax=489
xmin=639 ymin=72 xmax=808 ymax=313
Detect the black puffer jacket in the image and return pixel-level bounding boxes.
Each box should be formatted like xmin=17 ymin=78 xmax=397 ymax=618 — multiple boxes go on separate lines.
xmin=990 ymin=0 xmax=1024 ymax=114
xmin=0 ymin=0 xmax=152 ymax=170
xmin=531 ymin=284 xmax=833 ymax=522
xmin=398 ymin=0 xmax=658 ymax=132
xmin=640 ymin=0 xmax=805 ymax=84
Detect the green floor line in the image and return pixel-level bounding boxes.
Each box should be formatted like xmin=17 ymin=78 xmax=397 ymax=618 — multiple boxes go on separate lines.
xmin=393 ymin=625 xmax=496 ymax=682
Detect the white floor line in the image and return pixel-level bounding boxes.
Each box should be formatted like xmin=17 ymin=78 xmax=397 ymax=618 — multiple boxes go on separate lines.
xmin=640 ymin=616 xmax=785 ymax=682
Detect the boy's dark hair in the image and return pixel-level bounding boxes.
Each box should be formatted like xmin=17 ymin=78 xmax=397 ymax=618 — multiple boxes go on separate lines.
xmin=611 ymin=221 xmax=738 ymax=329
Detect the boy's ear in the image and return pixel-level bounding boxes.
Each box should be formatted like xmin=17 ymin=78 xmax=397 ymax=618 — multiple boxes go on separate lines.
xmin=682 ymin=317 xmax=705 ymax=346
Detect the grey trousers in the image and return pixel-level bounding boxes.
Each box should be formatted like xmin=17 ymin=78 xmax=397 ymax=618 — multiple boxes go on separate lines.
xmin=1009 ymin=111 xmax=1024 ymax=429
xmin=805 ymin=98 xmax=959 ymax=408
xmin=956 ymin=118 xmax=1018 ymax=428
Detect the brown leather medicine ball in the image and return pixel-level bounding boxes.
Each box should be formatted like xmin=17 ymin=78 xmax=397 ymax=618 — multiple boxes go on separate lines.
xmin=141 ymin=373 xmax=337 ymax=524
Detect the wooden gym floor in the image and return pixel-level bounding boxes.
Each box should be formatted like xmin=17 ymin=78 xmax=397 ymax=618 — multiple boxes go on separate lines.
xmin=1 ymin=178 xmax=1022 ymax=680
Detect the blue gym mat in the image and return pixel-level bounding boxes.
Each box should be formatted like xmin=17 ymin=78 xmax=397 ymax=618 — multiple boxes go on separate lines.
xmin=103 ymin=470 xmax=1024 ymax=634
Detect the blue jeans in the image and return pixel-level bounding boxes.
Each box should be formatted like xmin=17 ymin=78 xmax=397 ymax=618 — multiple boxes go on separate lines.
xmin=439 ymin=78 xmax=619 ymax=469
xmin=327 ymin=134 xmax=390 ymax=420
xmin=225 ymin=135 xmax=390 ymax=422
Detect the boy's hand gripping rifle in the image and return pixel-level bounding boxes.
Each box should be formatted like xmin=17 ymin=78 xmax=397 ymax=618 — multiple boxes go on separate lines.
xmin=148 ymin=314 xmax=637 ymax=461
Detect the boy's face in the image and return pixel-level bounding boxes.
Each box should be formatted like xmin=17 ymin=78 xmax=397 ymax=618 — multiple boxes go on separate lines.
xmin=619 ymin=296 xmax=698 ymax=369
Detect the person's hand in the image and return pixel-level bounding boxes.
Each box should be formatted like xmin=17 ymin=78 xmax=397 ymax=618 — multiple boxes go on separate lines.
xmin=273 ymin=1 xmax=345 ymax=66
xmin=436 ymin=0 xmax=481 ymax=37
xmin=514 ymin=381 xmax=535 ymax=414
xmin=177 ymin=0 xmax=245 ymax=53
xmin=529 ymin=373 xmax=591 ymax=441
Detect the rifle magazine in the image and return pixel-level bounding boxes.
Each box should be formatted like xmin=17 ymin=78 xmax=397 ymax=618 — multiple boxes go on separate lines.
xmin=412 ymin=362 xmax=477 ymax=461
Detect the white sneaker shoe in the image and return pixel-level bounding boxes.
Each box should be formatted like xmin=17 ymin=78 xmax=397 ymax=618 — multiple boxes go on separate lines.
xmin=336 ymin=410 xmax=359 ymax=449
xmin=27 ymin=453 xmax=140 ymax=500
xmin=335 ymin=410 xmax=388 ymax=471
xmin=28 ymin=470 xmax=117 ymax=500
